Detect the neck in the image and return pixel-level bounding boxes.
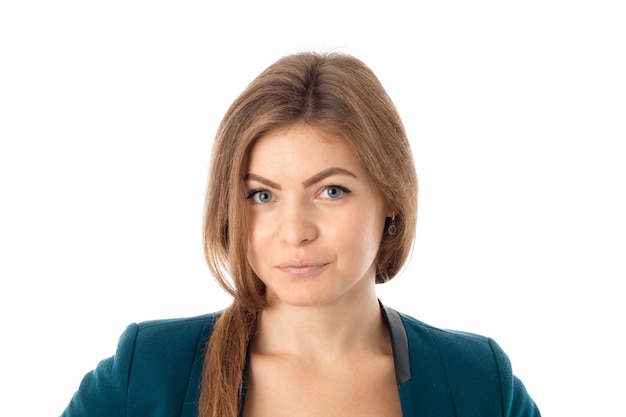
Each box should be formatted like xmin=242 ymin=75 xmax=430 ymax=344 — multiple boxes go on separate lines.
xmin=251 ymin=286 xmax=389 ymax=361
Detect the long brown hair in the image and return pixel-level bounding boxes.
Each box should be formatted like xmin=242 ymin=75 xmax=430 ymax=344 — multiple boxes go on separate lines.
xmin=199 ymin=51 xmax=418 ymax=417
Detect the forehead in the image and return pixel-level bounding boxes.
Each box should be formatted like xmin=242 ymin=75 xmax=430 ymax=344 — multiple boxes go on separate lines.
xmin=247 ymin=124 xmax=362 ymax=174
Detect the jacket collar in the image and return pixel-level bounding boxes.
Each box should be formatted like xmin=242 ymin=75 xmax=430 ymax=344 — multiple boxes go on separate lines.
xmin=380 ymin=302 xmax=412 ymax=385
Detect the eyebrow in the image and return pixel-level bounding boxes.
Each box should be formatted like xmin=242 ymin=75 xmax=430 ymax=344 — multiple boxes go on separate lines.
xmin=244 ymin=167 xmax=358 ymax=190
xmin=302 ymin=168 xmax=357 ymax=187
xmin=244 ymin=174 xmax=281 ymax=190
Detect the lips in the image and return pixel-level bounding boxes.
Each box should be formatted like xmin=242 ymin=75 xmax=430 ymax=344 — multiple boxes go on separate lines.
xmin=276 ymin=260 xmax=329 ymax=277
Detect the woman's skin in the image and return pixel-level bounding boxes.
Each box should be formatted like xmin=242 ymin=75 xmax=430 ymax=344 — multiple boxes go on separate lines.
xmin=242 ymin=123 xmax=402 ymax=417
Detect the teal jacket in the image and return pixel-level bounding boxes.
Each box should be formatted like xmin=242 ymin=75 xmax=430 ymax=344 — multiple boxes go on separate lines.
xmin=61 ymin=305 xmax=540 ymax=416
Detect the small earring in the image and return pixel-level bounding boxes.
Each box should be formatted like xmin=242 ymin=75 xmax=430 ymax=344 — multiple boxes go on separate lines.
xmin=387 ymin=213 xmax=397 ymax=236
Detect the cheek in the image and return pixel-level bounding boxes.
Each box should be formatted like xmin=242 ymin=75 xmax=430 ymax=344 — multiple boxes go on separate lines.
xmin=333 ymin=211 xmax=385 ymax=260
xmin=247 ymin=214 xmax=272 ymax=259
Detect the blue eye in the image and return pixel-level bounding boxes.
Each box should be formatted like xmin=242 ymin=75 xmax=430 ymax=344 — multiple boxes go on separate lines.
xmin=320 ymin=185 xmax=350 ymax=199
xmin=247 ymin=189 xmax=274 ymax=204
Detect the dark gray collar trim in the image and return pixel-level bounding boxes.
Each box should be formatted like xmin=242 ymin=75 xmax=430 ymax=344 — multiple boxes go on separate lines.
xmin=380 ymin=303 xmax=411 ymax=385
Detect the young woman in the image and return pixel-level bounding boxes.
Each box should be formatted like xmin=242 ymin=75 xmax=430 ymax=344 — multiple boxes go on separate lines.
xmin=62 ymin=52 xmax=541 ymax=417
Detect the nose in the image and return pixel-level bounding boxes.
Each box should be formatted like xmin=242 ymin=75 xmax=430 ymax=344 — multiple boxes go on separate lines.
xmin=277 ymin=201 xmax=318 ymax=247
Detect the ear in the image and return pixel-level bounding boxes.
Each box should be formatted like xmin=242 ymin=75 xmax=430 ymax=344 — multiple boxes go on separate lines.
xmin=384 ymin=202 xmax=394 ymax=219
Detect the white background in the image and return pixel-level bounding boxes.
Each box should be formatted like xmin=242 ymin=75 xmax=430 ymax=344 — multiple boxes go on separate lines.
xmin=1 ymin=1 xmax=624 ymax=416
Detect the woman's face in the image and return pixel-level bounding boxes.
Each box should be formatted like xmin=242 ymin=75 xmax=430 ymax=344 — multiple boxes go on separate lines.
xmin=245 ymin=123 xmax=390 ymax=308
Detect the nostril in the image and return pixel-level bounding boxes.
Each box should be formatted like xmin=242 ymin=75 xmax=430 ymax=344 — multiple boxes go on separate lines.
xmin=277 ymin=215 xmax=317 ymax=246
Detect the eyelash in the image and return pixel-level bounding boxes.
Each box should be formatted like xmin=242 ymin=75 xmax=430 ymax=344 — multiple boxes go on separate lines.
xmin=319 ymin=184 xmax=351 ymax=199
xmin=245 ymin=184 xmax=351 ymax=203
xmin=246 ymin=188 xmax=273 ymax=203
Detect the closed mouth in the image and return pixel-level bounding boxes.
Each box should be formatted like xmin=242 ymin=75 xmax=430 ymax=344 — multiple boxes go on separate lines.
xmin=276 ymin=261 xmax=329 ymax=277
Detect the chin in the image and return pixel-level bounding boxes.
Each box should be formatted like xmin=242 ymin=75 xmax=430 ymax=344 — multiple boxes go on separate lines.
xmin=266 ymin=288 xmax=339 ymax=309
